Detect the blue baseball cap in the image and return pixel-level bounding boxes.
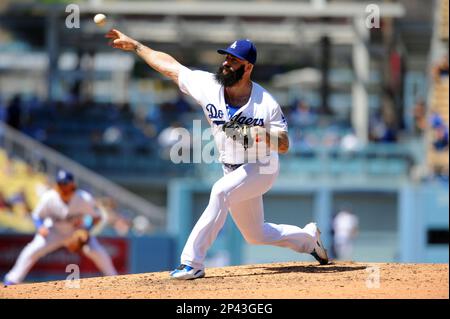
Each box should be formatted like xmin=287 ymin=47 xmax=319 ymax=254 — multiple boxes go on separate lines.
xmin=56 ymin=169 xmax=75 ymax=184
xmin=217 ymin=39 xmax=257 ymax=65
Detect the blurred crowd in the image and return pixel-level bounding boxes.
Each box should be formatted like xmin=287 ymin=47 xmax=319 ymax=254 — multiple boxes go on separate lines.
xmin=0 ymin=53 xmax=448 ymax=183
xmin=0 ymin=148 xmax=50 ymax=233
xmin=0 ymin=88 xmax=428 ymax=161
xmin=430 ymin=54 xmax=449 ymax=153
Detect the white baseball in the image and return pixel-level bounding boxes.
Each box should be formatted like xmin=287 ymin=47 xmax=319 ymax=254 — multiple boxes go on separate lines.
xmin=93 ymin=13 xmax=107 ymax=27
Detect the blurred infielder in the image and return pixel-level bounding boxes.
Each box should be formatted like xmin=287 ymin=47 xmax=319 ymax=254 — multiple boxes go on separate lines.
xmin=332 ymin=209 xmax=359 ymax=260
xmin=106 ymin=29 xmax=329 ymax=280
xmin=3 ymin=170 xmax=117 ymax=285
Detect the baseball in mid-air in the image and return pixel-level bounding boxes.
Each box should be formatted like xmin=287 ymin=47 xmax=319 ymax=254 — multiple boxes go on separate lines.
xmin=93 ymin=13 xmax=107 ymax=27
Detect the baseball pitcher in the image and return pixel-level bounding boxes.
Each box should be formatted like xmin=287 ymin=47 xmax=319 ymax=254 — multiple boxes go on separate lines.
xmin=3 ymin=170 xmax=117 ymax=285
xmin=106 ymin=29 xmax=329 ymax=280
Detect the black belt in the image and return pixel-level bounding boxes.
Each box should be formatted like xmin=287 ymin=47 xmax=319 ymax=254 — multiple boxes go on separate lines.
xmin=223 ymin=163 xmax=243 ymax=171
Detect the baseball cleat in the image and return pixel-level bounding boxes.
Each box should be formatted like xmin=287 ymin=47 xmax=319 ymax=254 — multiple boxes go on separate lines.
xmin=2 ymin=279 xmax=16 ymax=287
xmin=310 ymin=224 xmax=329 ymax=265
xmin=170 ymin=264 xmax=205 ymax=280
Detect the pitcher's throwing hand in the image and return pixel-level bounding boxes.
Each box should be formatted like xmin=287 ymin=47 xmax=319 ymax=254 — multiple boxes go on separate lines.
xmin=105 ymin=29 xmax=138 ymax=51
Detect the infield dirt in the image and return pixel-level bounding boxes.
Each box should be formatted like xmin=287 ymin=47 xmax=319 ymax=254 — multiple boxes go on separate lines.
xmin=1 ymin=261 xmax=448 ymax=299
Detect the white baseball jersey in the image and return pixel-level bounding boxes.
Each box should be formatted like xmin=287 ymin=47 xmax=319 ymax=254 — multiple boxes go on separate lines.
xmin=333 ymin=211 xmax=359 ymax=240
xmin=32 ymin=189 xmax=99 ymax=233
xmin=178 ymin=66 xmax=288 ymax=164
xmin=5 ymin=188 xmax=117 ymax=284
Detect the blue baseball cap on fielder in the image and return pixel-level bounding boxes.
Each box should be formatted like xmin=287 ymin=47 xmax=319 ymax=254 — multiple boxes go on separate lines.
xmin=56 ymin=169 xmax=74 ymax=185
xmin=217 ymin=39 xmax=257 ymax=65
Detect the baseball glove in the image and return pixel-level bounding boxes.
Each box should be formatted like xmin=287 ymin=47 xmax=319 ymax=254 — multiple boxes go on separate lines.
xmin=64 ymin=229 xmax=90 ymax=253
xmin=222 ymin=120 xmax=253 ymax=150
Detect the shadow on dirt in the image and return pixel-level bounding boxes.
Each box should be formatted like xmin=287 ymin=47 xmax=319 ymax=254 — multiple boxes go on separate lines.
xmin=262 ymin=263 xmax=368 ymax=274
xmin=206 ymin=263 xmax=368 ymax=279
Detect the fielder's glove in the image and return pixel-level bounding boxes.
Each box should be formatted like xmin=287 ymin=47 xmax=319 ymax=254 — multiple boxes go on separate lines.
xmin=64 ymin=229 xmax=90 ymax=253
xmin=222 ymin=121 xmax=254 ymax=150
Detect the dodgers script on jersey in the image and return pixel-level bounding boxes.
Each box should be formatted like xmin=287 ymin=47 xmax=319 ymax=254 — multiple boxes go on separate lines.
xmin=178 ymin=66 xmax=288 ymax=164
xmin=32 ymin=189 xmax=99 ymax=234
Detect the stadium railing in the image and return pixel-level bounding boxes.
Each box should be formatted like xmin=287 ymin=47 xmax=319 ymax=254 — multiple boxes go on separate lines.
xmin=0 ymin=122 xmax=166 ymax=229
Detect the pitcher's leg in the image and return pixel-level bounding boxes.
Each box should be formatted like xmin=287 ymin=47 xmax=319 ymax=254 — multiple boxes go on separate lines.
xmin=180 ymin=180 xmax=230 ymax=269
xmin=180 ymin=163 xmax=278 ymax=269
xmin=230 ymin=197 xmax=317 ymax=254
xmin=82 ymin=237 xmax=117 ymax=276
xmin=4 ymin=233 xmax=66 ymax=284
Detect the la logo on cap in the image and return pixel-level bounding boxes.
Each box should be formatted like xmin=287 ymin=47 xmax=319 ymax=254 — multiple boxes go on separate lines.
xmin=230 ymin=41 xmax=237 ymax=49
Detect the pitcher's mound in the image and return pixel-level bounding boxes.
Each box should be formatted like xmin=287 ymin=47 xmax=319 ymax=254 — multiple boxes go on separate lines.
xmin=1 ymin=261 xmax=448 ymax=299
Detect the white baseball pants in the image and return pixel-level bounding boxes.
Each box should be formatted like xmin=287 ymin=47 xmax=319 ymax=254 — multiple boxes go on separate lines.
xmin=180 ymin=158 xmax=319 ymax=269
xmin=5 ymin=230 xmax=117 ymax=284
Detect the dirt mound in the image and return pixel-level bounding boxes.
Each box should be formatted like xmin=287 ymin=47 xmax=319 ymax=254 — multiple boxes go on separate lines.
xmin=1 ymin=262 xmax=448 ymax=299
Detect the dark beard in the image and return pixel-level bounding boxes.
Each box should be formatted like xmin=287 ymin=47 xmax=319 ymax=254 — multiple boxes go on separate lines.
xmin=214 ymin=65 xmax=245 ymax=87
